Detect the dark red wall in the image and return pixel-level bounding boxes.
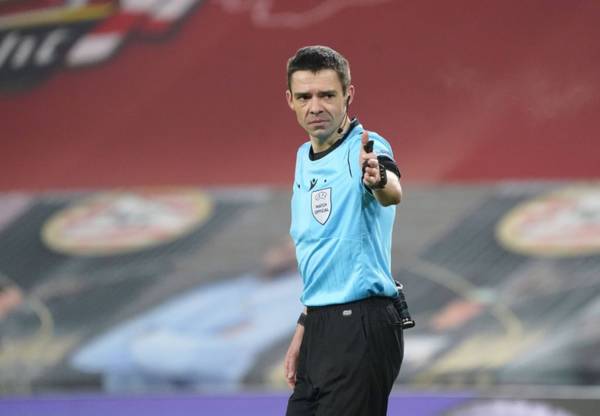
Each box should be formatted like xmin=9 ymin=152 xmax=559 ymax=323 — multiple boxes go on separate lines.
xmin=2 ymin=0 xmax=599 ymax=190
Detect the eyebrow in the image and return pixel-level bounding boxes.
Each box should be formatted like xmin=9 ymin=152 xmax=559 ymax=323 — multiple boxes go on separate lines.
xmin=293 ymin=90 xmax=338 ymax=98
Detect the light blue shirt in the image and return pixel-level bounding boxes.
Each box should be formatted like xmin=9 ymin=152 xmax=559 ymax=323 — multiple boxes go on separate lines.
xmin=290 ymin=122 xmax=398 ymax=306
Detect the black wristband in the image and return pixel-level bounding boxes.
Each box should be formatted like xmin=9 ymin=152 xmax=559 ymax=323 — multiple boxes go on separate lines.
xmin=370 ymin=164 xmax=388 ymax=190
xmin=297 ymin=312 xmax=307 ymax=326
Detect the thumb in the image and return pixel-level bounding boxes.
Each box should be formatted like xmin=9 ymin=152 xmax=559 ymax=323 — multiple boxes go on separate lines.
xmin=361 ymin=130 xmax=369 ymax=147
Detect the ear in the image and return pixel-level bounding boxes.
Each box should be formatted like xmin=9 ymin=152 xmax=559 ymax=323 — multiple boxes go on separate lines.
xmin=346 ymin=85 xmax=356 ymax=106
xmin=286 ymin=90 xmax=295 ymax=110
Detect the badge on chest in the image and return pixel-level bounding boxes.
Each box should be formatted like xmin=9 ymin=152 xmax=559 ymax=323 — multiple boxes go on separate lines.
xmin=311 ymin=188 xmax=332 ymax=225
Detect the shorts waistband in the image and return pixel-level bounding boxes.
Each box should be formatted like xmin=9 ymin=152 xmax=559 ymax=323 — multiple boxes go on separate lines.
xmin=306 ymin=296 xmax=394 ymax=314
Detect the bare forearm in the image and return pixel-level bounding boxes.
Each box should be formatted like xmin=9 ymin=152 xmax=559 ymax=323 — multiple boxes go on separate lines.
xmin=373 ymin=171 xmax=402 ymax=206
xmin=285 ymin=308 xmax=306 ymax=388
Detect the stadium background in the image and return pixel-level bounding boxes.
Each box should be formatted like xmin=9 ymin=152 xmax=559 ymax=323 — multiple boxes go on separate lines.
xmin=1 ymin=0 xmax=599 ymax=415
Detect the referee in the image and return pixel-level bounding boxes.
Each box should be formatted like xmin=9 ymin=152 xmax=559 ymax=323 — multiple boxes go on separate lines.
xmin=284 ymin=46 xmax=404 ymax=416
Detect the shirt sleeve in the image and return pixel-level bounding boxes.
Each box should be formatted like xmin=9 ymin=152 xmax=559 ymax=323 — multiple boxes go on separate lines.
xmin=361 ymin=133 xmax=402 ymax=194
xmin=377 ymin=155 xmax=401 ymax=178
xmin=370 ymin=134 xmax=401 ymax=178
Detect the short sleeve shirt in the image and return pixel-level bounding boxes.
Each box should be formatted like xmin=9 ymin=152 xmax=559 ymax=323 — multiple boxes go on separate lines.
xmin=290 ymin=121 xmax=398 ymax=306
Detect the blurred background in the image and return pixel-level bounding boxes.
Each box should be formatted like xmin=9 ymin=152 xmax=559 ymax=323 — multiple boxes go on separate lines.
xmin=1 ymin=0 xmax=599 ymax=415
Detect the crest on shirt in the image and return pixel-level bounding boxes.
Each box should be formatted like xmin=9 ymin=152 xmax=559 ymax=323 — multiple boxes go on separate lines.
xmin=311 ymin=188 xmax=331 ymax=225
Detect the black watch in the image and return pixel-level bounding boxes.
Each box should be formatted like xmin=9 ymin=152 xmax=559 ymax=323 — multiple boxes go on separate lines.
xmin=370 ymin=164 xmax=387 ymax=190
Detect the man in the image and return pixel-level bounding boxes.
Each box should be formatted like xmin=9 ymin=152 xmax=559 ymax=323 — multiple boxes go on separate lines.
xmin=284 ymin=45 xmax=404 ymax=416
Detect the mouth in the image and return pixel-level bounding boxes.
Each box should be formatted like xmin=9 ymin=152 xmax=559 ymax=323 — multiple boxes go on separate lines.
xmin=308 ymin=119 xmax=328 ymax=125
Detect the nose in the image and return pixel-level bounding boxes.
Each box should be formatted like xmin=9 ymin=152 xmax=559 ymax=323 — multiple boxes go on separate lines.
xmin=308 ymin=97 xmax=323 ymax=114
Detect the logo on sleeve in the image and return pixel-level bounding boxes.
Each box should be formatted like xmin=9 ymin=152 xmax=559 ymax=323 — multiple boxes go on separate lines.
xmin=311 ymin=188 xmax=331 ymax=225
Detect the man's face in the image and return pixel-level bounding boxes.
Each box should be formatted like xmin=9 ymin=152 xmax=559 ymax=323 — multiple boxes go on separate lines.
xmin=286 ymin=69 xmax=354 ymax=142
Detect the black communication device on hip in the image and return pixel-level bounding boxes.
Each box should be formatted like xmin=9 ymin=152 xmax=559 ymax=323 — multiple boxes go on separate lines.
xmin=393 ymin=280 xmax=415 ymax=330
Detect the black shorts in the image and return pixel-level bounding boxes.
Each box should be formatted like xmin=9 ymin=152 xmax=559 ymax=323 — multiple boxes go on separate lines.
xmin=286 ymin=296 xmax=404 ymax=416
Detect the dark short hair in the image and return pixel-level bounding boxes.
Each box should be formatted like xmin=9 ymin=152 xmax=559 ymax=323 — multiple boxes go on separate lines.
xmin=286 ymin=45 xmax=351 ymax=94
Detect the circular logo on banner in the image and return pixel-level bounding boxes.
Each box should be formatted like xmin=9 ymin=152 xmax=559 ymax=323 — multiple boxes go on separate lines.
xmin=496 ymin=184 xmax=600 ymax=257
xmin=42 ymin=188 xmax=214 ymax=256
